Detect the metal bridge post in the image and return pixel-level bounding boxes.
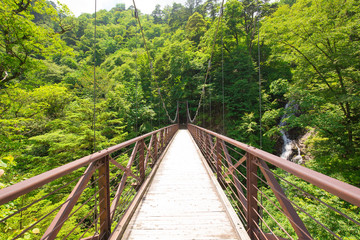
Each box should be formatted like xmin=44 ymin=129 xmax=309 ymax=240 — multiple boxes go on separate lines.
xmin=165 ymin=128 xmax=169 ymax=144
xmin=160 ymin=130 xmax=164 ymax=152
xmin=98 ymin=156 xmax=111 ymax=240
xmin=208 ymin=134 xmax=215 ymax=165
xmin=177 ymin=101 xmax=180 ymax=126
xmin=215 ymin=138 xmax=221 ymax=182
xmin=154 ymin=133 xmax=158 ymax=163
xmin=201 ymin=131 xmax=206 ymax=152
xmin=246 ymin=153 xmax=259 ymax=239
xmin=165 ymin=128 xmax=168 ymax=144
xmin=186 ymin=101 xmax=189 ymax=125
xmin=193 ymin=127 xmax=198 ymax=144
xmin=139 ymin=140 xmax=145 ymax=184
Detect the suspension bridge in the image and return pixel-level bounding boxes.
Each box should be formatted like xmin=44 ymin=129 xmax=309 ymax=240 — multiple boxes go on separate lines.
xmin=1 ymin=0 xmax=360 ymax=239
xmin=0 ymin=118 xmax=360 ymax=240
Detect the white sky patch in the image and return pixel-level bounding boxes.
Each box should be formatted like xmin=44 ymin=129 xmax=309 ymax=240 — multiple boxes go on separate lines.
xmin=58 ymin=0 xmax=187 ymax=16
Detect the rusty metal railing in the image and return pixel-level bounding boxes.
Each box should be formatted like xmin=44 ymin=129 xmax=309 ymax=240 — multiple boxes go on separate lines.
xmin=188 ymin=124 xmax=360 ymax=240
xmin=0 ymin=124 xmax=178 ymax=240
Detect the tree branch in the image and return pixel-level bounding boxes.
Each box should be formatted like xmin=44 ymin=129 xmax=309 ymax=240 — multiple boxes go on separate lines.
xmin=55 ymin=25 xmax=73 ymax=35
xmin=222 ymin=42 xmax=231 ymax=55
xmin=280 ymin=40 xmax=349 ymax=118
xmin=289 ymin=26 xmax=352 ymax=122
xmin=13 ymin=0 xmax=31 ymax=14
xmin=1 ymin=71 xmax=8 ymax=82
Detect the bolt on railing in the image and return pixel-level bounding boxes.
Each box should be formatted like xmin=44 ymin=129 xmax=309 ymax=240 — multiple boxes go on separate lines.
xmin=0 ymin=125 xmax=178 ymax=240
xmin=188 ymin=124 xmax=360 ymax=240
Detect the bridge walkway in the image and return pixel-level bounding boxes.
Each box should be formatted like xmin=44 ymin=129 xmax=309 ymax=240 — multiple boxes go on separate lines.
xmin=120 ymin=130 xmax=249 ymax=240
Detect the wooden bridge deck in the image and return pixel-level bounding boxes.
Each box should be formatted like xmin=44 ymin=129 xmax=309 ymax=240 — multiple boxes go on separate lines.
xmin=120 ymin=130 xmax=249 ymax=240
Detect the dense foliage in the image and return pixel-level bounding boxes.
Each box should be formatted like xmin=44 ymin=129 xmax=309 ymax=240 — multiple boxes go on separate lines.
xmin=0 ymin=0 xmax=359 ymax=239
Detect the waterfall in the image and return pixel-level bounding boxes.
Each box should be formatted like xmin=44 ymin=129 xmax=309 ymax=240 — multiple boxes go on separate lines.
xmin=279 ymin=102 xmax=303 ymax=163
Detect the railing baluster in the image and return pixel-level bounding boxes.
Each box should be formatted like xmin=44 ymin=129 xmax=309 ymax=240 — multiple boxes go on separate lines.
xmin=98 ymin=156 xmax=111 ymax=240
xmin=187 ymin=124 xmax=360 ymax=239
xmin=41 ymin=161 xmax=99 ymax=240
xmin=258 ymin=159 xmax=312 ymax=239
xmin=154 ymin=133 xmax=158 ymax=164
xmin=220 ymin=140 xmax=247 ymax=211
xmin=0 ymin=125 xmax=179 ymax=240
xmin=246 ymin=153 xmax=259 ymax=239
xmin=144 ymin=135 xmax=154 ymax=168
xmin=216 ymin=138 xmax=221 ymax=182
xmin=208 ymin=134 xmax=215 ymax=164
xmin=139 ymin=140 xmax=145 ymax=184
xmin=110 ymin=141 xmax=140 ymax=220
xmin=160 ymin=130 xmax=164 ymax=152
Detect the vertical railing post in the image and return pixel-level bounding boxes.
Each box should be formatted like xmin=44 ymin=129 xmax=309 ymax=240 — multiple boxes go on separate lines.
xmin=98 ymin=156 xmax=111 ymax=240
xmin=197 ymin=128 xmax=200 ymax=145
xmin=165 ymin=128 xmax=168 ymax=145
xmin=216 ymin=138 xmax=221 ymax=182
xmin=197 ymin=128 xmax=200 ymax=143
xmin=198 ymin=129 xmax=202 ymax=151
xmin=154 ymin=133 xmax=158 ymax=163
xmin=160 ymin=130 xmax=164 ymax=152
xmin=167 ymin=127 xmax=170 ymax=143
xmin=195 ymin=128 xmax=199 ymax=143
xmin=186 ymin=101 xmax=189 ymax=125
xmin=246 ymin=153 xmax=259 ymax=239
xmin=208 ymin=134 xmax=214 ymax=164
xmin=165 ymin=128 xmax=168 ymax=144
xmin=139 ymin=140 xmax=145 ymax=184
xmin=177 ymin=101 xmax=180 ymax=126
xmin=165 ymin=128 xmax=169 ymax=144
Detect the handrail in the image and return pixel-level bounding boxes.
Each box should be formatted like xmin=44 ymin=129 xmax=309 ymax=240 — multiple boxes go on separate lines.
xmin=188 ymin=124 xmax=360 ymax=240
xmin=1 ymin=123 xmax=358 ymax=240
xmin=188 ymin=124 xmax=360 ymax=207
xmin=0 ymin=125 xmax=177 ymax=205
xmin=0 ymin=124 xmax=178 ymax=240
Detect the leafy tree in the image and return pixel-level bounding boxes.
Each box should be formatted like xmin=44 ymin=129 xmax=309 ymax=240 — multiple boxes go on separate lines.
xmin=224 ymin=0 xmax=245 ymax=47
xmin=203 ymin=0 xmax=219 ymax=20
xmin=186 ymin=12 xmax=207 ymax=43
xmin=279 ymin=0 xmax=296 ymax=6
xmin=168 ymin=3 xmax=187 ymax=30
xmin=0 ymin=0 xmax=72 ymax=86
xmin=1 ymin=1 xmax=359 ymax=238
xmin=262 ymin=0 xmax=360 ymax=157
xmin=151 ymin=4 xmax=165 ymax=24
xmin=185 ymin=0 xmax=203 ymax=16
xmin=236 ymin=0 xmax=276 ymax=56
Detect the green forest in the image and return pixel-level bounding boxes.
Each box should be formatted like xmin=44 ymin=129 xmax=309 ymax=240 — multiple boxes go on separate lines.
xmin=0 ymin=0 xmax=359 ymax=239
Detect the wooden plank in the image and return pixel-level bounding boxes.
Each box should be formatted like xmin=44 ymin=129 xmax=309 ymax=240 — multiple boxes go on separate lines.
xmin=109 ymin=130 xmax=178 ymax=240
xmin=193 ymin=134 xmax=250 ymax=240
xmin=121 ymin=130 xmax=249 ymax=240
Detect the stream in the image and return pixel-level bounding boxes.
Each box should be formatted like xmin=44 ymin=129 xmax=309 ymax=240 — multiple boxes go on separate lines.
xmin=279 ymin=102 xmax=303 ymax=163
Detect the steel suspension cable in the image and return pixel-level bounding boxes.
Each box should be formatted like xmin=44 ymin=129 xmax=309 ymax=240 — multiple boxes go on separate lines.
xmin=258 ymin=1 xmax=262 ymax=149
xmin=92 ymin=0 xmax=98 ymax=233
xmin=221 ymin=9 xmax=225 ymax=134
xmin=188 ymin=0 xmax=226 ymax=123
xmin=257 ymin=0 xmax=263 ymax=231
xmin=209 ymin=76 xmax=212 ymax=129
xmin=135 ymin=47 xmax=138 ymax=134
xmin=92 ymin=0 xmax=97 ymax=154
xmin=132 ymin=0 xmax=178 ymax=124
xmin=159 ymin=97 xmax=161 ymax=127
